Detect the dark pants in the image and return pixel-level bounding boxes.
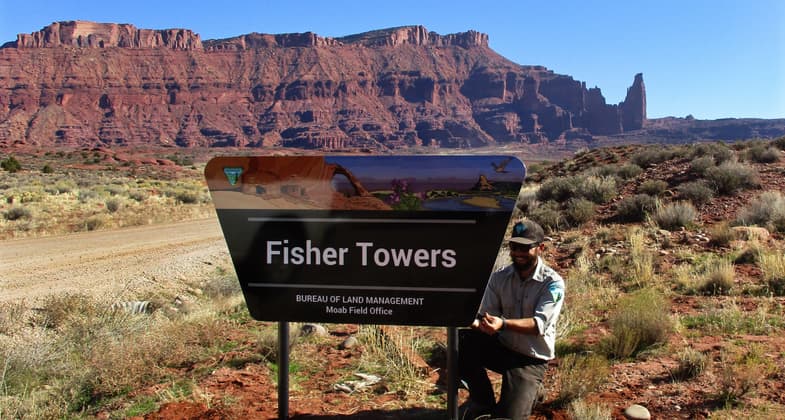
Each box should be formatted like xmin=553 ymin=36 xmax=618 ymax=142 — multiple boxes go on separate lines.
xmin=458 ymin=329 xmax=546 ymax=420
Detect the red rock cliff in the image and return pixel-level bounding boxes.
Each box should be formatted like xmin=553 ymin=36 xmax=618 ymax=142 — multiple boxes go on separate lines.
xmin=0 ymin=22 xmax=644 ymax=149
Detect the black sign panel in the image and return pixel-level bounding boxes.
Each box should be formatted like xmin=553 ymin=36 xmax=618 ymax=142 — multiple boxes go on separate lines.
xmin=205 ymin=156 xmax=524 ymax=326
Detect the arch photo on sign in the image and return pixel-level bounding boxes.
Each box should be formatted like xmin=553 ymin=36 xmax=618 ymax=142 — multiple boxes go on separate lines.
xmin=205 ymin=155 xmax=525 ymax=326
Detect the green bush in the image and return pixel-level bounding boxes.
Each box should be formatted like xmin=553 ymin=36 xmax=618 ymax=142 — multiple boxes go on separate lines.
xmin=528 ymin=200 xmax=564 ymax=232
xmin=615 ymin=164 xmax=644 ymax=180
xmin=637 ymin=179 xmax=668 ymax=196
xmin=1 ymin=155 xmax=22 ymax=172
xmin=735 ymin=191 xmax=785 ymax=233
xmin=677 ymin=181 xmax=714 ymax=206
xmin=653 ymin=201 xmax=697 ymax=231
xmin=564 ymin=198 xmax=597 ymax=227
xmin=689 ymin=142 xmax=734 ymax=164
xmin=689 ymin=156 xmax=716 ymax=176
xmin=631 ymin=147 xmax=678 ymax=168
xmin=773 ymin=136 xmax=785 ymax=150
xmin=42 ymin=164 xmax=54 ymax=174
xmin=175 ymin=191 xmax=201 ymax=204
xmin=615 ymin=194 xmax=658 ymax=222
xmin=577 ymin=175 xmax=617 ymax=204
xmin=4 ymin=206 xmax=31 ymax=221
xmin=760 ymin=252 xmax=785 ymax=296
xmin=600 ymin=288 xmax=672 ymax=359
xmin=746 ymin=145 xmax=781 ymax=163
xmin=704 ymin=161 xmax=759 ymax=195
xmin=536 ymin=176 xmax=579 ymax=203
xmin=106 ymin=198 xmax=121 ymax=213
xmin=128 ymin=189 xmax=148 ymax=202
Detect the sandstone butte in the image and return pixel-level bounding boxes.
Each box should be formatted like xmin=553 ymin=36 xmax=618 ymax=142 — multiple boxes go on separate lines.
xmin=0 ymin=21 xmax=649 ymax=150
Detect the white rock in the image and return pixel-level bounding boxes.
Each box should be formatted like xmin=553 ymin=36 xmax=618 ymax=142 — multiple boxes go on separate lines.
xmin=624 ymin=404 xmax=651 ymax=420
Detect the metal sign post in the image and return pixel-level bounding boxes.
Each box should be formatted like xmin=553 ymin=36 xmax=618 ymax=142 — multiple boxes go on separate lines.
xmin=278 ymin=321 xmax=289 ymax=420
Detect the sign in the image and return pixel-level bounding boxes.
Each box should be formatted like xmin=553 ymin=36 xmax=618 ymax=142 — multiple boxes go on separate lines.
xmin=205 ymin=155 xmax=524 ymax=326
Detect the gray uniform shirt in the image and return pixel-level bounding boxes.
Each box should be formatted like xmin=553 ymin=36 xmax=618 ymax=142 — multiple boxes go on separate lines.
xmin=477 ymin=257 xmax=565 ymax=360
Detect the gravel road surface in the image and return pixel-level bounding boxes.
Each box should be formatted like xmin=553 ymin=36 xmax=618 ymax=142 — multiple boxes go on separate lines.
xmin=0 ymin=218 xmax=232 ymax=303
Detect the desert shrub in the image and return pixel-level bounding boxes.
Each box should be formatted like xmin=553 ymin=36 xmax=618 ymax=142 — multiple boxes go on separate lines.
xmin=78 ymin=190 xmax=99 ymax=203
xmin=516 ymin=189 xmax=538 ymax=215
xmin=528 ymin=200 xmax=564 ymax=232
xmin=735 ymin=191 xmax=785 ymax=233
xmin=689 ymin=156 xmax=716 ymax=176
xmin=1 ymin=155 xmax=22 ymax=172
xmin=42 ymin=164 xmax=54 ymax=174
xmin=577 ymin=175 xmax=617 ymax=204
xmin=698 ymin=257 xmax=735 ymax=295
xmin=105 ymin=198 xmax=121 ymax=213
xmin=631 ymin=147 xmax=678 ymax=168
xmin=704 ymin=161 xmax=759 ymax=195
xmin=615 ymin=163 xmax=644 ymax=180
xmin=689 ymin=141 xmax=734 ymax=164
xmin=84 ymin=215 xmax=106 ymax=231
xmin=3 ymin=206 xmax=31 ymax=221
xmin=637 ymin=179 xmax=668 ymax=196
xmin=175 ymin=190 xmax=201 ymax=204
xmin=615 ymin=194 xmax=658 ymax=222
xmin=653 ymin=201 xmax=696 ymax=231
xmin=709 ymin=222 xmax=736 ymax=247
xmin=0 ymin=301 xmax=27 ymax=334
xmin=104 ymin=185 xmax=125 ymax=196
xmin=554 ymin=353 xmax=610 ymax=406
xmin=600 ymin=288 xmax=672 ymax=359
xmin=746 ymin=145 xmax=781 ymax=163
xmin=54 ymin=180 xmax=76 ymax=194
xmin=773 ymin=136 xmax=785 ymax=150
xmin=677 ymin=181 xmax=714 ymax=206
xmin=536 ymin=176 xmax=579 ymax=203
xmin=128 ymin=189 xmax=148 ymax=202
xmin=567 ymin=399 xmax=612 ymax=420
xmin=564 ymin=198 xmax=596 ymax=227
xmin=716 ymin=346 xmax=775 ymax=406
xmin=671 ymin=347 xmax=708 ymax=381
xmin=760 ymin=252 xmax=785 ymax=296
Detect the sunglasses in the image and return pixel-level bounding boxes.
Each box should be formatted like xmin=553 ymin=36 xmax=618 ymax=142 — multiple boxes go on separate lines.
xmin=509 ymin=242 xmax=539 ymax=252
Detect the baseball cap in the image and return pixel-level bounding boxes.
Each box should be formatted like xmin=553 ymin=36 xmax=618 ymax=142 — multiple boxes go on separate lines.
xmin=508 ymin=220 xmax=544 ymax=245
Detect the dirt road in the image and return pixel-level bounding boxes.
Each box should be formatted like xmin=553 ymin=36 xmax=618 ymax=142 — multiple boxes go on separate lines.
xmin=0 ymin=218 xmax=232 ymax=304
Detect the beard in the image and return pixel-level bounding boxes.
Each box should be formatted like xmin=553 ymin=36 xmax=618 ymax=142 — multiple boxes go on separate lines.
xmin=512 ymin=256 xmax=537 ymax=273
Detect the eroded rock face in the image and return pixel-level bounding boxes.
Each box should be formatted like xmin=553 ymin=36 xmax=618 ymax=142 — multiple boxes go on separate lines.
xmin=0 ymin=22 xmax=645 ymax=150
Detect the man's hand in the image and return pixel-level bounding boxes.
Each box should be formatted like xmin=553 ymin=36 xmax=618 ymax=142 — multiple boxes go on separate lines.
xmin=472 ymin=312 xmax=504 ymax=335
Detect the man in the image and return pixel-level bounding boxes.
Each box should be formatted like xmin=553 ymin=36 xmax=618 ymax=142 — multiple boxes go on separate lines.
xmin=459 ymin=219 xmax=565 ymax=419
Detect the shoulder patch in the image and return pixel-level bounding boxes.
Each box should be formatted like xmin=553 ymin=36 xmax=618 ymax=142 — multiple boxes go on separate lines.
xmin=548 ymin=283 xmax=564 ymax=303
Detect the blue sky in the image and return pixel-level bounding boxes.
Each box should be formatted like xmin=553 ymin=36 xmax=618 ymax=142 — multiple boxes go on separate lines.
xmin=1 ymin=0 xmax=782 ymax=120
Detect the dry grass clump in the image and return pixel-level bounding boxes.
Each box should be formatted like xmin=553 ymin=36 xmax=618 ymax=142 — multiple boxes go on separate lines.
xmin=671 ymin=347 xmax=708 ymax=381
xmin=637 ymin=179 xmax=668 ymax=196
xmin=567 ymin=399 xmax=613 ymax=420
xmin=735 ymin=191 xmax=785 ymax=233
xmin=615 ymin=194 xmax=658 ymax=222
xmin=600 ymin=288 xmax=673 ymax=359
xmin=677 ymin=180 xmax=715 ymax=206
xmin=554 ymin=353 xmax=611 ymax=407
xmin=759 ymin=252 xmax=785 ymax=296
xmin=716 ymin=345 xmax=777 ymax=406
xmin=704 ymin=161 xmax=760 ymax=195
xmin=356 ymin=325 xmax=431 ymax=397
xmin=653 ymin=201 xmax=697 ymax=231
xmin=0 ymin=271 xmax=247 ymax=418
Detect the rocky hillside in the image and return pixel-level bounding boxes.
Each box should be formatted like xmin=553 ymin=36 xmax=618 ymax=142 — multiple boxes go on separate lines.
xmin=0 ymin=21 xmax=648 ymax=150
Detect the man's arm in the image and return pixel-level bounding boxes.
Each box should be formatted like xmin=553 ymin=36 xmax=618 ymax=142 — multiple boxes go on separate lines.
xmin=476 ymin=313 xmax=539 ymax=335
